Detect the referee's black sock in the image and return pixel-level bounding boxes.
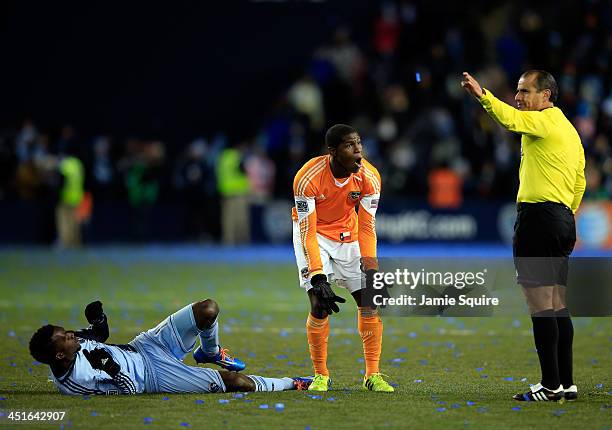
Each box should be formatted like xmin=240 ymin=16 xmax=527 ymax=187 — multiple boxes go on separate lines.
xmin=555 ymin=308 xmax=574 ymax=387
xmin=531 ymin=309 xmax=560 ymax=389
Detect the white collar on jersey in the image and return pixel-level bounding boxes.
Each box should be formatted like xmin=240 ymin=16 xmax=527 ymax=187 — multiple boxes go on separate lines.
xmin=333 ymin=176 xmax=351 ymax=187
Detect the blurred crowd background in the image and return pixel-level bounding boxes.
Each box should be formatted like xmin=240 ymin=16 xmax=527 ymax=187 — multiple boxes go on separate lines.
xmin=1 ymin=0 xmax=610 ymax=246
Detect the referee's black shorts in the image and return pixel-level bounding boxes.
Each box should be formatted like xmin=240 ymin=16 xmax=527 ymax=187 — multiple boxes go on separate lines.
xmin=513 ymin=201 xmax=576 ymax=287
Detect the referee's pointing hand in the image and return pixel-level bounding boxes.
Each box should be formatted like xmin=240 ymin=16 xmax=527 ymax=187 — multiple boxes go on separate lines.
xmin=461 ymin=72 xmax=484 ymax=99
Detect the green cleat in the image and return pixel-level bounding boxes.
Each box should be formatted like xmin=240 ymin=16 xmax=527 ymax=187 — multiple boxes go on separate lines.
xmin=308 ymin=374 xmax=331 ymax=391
xmin=363 ymin=373 xmax=395 ymax=392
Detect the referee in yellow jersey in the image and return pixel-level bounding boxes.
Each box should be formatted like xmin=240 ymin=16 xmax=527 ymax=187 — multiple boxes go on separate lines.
xmin=461 ymin=70 xmax=586 ymax=402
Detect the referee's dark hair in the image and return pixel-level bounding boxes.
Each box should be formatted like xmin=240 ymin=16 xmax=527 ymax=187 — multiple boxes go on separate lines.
xmin=29 ymin=324 xmax=56 ymax=364
xmin=326 ymin=124 xmax=356 ymax=149
xmin=521 ymin=70 xmax=559 ymax=103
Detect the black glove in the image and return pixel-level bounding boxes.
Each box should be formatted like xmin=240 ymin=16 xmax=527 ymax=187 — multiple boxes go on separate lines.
xmin=83 ymin=348 xmax=120 ymax=377
xmin=310 ymin=274 xmax=346 ymax=314
xmin=85 ymin=301 xmax=105 ymax=325
xmin=365 ymin=269 xmax=392 ymax=308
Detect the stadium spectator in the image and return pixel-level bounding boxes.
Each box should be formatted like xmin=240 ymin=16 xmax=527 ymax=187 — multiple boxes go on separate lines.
xmin=216 ymin=142 xmax=251 ymax=245
xmin=55 ymin=151 xmax=85 ymax=248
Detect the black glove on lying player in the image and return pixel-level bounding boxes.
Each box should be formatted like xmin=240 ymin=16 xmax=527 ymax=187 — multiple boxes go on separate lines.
xmin=84 ymin=301 xmax=106 ymax=325
xmin=310 ymin=274 xmax=346 ymax=314
xmin=83 ymin=348 xmax=120 ymax=377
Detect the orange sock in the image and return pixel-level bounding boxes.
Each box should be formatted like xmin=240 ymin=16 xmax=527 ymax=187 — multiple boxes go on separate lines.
xmin=306 ymin=313 xmax=330 ymax=376
xmin=358 ymin=307 xmax=383 ymax=377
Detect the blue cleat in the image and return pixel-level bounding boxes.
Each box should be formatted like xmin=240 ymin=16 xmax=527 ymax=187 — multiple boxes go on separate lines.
xmin=193 ymin=346 xmax=246 ymax=372
xmin=292 ymin=376 xmax=314 ymax=390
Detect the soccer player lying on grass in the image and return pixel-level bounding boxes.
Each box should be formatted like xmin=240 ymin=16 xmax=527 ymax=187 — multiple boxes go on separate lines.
xmin=28 ymin=300 xmax=313 ymax=395
xmin=292 ymin=124 xmax=393 ymax=392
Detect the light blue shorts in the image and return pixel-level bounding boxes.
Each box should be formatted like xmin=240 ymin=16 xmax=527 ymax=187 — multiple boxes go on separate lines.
xmin=130 ymin=303 xmax=226 ymax=394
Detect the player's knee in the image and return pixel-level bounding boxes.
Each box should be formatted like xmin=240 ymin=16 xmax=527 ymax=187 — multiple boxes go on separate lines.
xmin=193 ymin=299 xmax=219 ymax=329
xmin=221 ymin=372 xmax=255 ymax=392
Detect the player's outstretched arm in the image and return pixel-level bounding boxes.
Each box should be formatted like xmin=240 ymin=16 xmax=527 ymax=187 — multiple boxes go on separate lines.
xmin=75 ymin=301 xmax=110 ymax=342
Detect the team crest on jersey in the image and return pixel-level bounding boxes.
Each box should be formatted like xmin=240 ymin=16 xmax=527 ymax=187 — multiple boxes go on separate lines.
xmin=348 ymin=191 xmax=361 ymax=201
xmin=209 ymin=382 xmax=220 ymax=393
xmin=301 ymin=267 xmax=310 ymax=280
xmin=296 ymin=200 xmax=309 ymax=213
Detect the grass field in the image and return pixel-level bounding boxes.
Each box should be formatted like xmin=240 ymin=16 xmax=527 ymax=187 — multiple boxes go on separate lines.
xmin=0 ymin=247 xmax=610 ymax=429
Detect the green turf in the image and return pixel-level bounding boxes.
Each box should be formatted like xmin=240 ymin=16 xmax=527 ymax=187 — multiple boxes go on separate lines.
xmin=0 ymin=249 xmax=610 ymax=429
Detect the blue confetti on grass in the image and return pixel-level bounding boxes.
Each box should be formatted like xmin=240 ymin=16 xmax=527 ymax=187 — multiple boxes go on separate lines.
xmin=259 ymin=404 xmax=269 ymax=409
xmin=143 ymin=417 xmax=153 ymax=424
xmin=233 ymin=393 xmax=244 ymax=399
xmin=504 ymin=377 xmax=514 ymax=381
xmin=466 ymin=401 xmax=476 ymax=406
xmin=397 ymin=347 xmax=408 ymax=353
xmin=327 ymin=397 xmax=335 ymax=402
xmin=436 ymin=407 xmax=446 ymax=412
xmin=512 ymin=406 xmax=521 ymax=411
xmin=275 ymin=403 xmax=285 ymax=411
xmin=308 ymin=395 xmax=322 ymax=400
xmin=218 ymin=399 xmax=229 ymax=404
xmin=276 ymin=354 xmax=288 ymax=360
xmin=414 ymin=379 xmax=423 ymax=383
xmin=409 ymin=332 xmax=417 ymax=338
xmin=596 ymin=383 xmax=604 ymax=389
xmin=392 ymin=358 xmax=405 ymax=363
xmin=162 ymin=396 xmax=169 ymax=401
xmin=552 ymin=410 xmax=566 ymax=417
xmin=180 ymin=422 xmax=191 ymax=427
xmin=451 ymin=403 xmax=461 ymax=409
xmin=419 ymin=359 xmax=428 ymax=365
xmin=0 ymin=397 xmax=6 ymax=401
xmin=279 ymin=330 xmax=288 ymax=337
xmin=195 ymin=399 xmax=204 ymax=404
xmin=91 ymin=411 xmax=98 ymax=416
xmin=476 ymin=367 xmax=484 ymax=372
xmin=8 ymin=331 xmax=16 ymax=337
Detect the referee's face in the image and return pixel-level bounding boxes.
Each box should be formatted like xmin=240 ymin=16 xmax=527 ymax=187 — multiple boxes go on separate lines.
xmin=515 ymin=75 xmax=549 ymax=111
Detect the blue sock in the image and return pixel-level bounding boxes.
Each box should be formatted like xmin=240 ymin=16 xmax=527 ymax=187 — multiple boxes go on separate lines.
xmin=198 ymin=317 xmax=220 ymax=356
xmin=248 ymin=375 xmax=294 ymax=391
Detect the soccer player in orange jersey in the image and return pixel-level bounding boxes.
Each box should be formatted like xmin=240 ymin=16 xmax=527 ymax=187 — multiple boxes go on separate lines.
xmin=291 ymin=124 xmax=393 ymax=392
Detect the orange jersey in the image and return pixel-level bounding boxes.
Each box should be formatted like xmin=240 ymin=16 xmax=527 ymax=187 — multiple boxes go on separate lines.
xmin=291 ymin=155 xmax=381 ymax=277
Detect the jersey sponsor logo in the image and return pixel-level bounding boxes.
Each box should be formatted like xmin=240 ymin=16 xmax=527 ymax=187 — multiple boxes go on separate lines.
xmin=301 ymin=267 xmax=310 ymax=280
xmin=348 ymin=191 xmax=361 ymax=201
xmin=296 ymin=200 xmax=309 ymax=213
xmin=209 ymin=382 xmax=220 ymax=393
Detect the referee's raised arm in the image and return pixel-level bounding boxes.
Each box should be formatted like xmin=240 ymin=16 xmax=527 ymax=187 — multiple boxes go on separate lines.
xmin=462 ymin=70 xmax=586 ymax=403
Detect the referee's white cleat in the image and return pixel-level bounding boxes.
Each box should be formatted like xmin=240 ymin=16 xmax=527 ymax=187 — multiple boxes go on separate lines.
xmin=563 ymin=384 xmax=578 ymax=401
xmin=513 ymin=383 xmax=564 ymax=401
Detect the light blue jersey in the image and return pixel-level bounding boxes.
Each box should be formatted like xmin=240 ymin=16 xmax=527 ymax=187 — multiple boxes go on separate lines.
xmin=51 ymin=339 xmax=145 ymax=395
xmin=51 ymin=304 xmax=225 ymax=395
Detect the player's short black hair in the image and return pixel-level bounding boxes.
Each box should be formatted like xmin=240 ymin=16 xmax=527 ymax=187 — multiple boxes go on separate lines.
xmin=521 ymin=70 xmax=558 ymax=103
xmin=29 ymin=324 xmax=56 ymax=364
xmin=325 ymin=124 xmax=357 ymax=149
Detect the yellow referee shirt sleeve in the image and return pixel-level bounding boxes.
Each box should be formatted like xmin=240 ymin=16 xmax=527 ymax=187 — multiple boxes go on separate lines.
xmin=478 ymin=89 xmax=551 ymax=138
xmin=571 ymin=146 xmax=586 ymax=213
